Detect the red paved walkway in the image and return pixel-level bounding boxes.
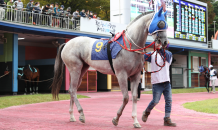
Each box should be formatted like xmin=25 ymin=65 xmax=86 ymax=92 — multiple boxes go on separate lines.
xmin=0 ymin=92 xmax=218 ymax=130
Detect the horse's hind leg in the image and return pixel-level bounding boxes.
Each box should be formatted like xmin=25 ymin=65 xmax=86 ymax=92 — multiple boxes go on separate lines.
xmin=67 ymin=58 xmax=87 ymax=123
xmin=28 ymin=80 xmax=33 ymax=95
xmin=69 ymin=64 xmax=89 ymax=122
xmin=112 ymin=72 xmax=129 ymax=126
xmin=36 ymin=76 xmax=39 ymax=94
xmin=24 ymin=81 xmax=27 ymax=95
xmin=205 ymin=80 xmax=209 ymax=93
xmin=32 ymin=79 xmax=35 ymax=94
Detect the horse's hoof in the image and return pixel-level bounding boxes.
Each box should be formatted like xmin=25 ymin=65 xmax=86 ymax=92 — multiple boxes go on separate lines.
xmin=133 ymin=123 xmax=141 ymax=128
xmin=24 ymin=93 xmax=26 ymax=95
xmin=70 ymin=117 xmax=76 ymax=122
xmin=112 ymin=117 xmax=118 ymax=126
xmin=33 ymin=92 xmax=35 ymax=95
xmin=36 ymin=92 xmax=38 ymax=94
xmin=30 ymin=93 xmax=32 ymax=95
xmin=79 ymin=115 xmax=85 ymax=123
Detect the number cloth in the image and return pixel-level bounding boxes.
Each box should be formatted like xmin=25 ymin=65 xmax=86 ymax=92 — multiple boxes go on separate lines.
xmin=91 ymin=36 xmax=123 ymax=60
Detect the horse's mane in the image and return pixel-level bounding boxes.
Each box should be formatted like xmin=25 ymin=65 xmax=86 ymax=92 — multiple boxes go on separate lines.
xmin=126 ymin=11 xmax=154 ymax=29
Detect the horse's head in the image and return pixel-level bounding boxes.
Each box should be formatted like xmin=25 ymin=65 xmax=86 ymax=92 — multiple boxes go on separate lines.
xmin=148 ymin=7 xmax=168 ymax=48
xmin=199 ymin=65 xmax=209 ymax=76
xmin=18 ymin=67 xmax=24 ymax=79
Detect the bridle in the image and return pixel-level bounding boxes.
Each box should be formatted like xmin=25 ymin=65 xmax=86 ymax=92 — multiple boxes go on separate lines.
xmin=113 ymin=29 xmax=167 ymax=74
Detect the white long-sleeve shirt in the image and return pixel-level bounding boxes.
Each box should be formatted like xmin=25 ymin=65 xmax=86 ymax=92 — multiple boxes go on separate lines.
xmin=144 ymin=50 xmax=172 ymax=84
xmin=13 ymin=1 xmax=23 ymax=10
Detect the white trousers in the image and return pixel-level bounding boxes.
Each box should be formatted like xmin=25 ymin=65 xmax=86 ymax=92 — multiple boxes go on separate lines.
xmin=210 ymin=79 xmax=216 ymax=92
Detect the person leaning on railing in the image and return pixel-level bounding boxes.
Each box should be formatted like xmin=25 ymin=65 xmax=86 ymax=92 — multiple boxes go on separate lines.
xmin=72 ymin=9 xmax=80 ymax=29
xmin=0 ymin=0 xmax=5 ymax=7
xmin=32 ymin=2 xmax=41 ymax=25
xmin=26 ymin=0 xmax=34 ymax=23
xmin=42 ymin=4 xmax=51 ymax=26
xmin=53 ymin=2 xmax=59 ymax=27
xmin=58 ymin=5 xmax=64 ymax=28
xmin=13 ymin=0 xmax=23 ymax=22
xmin=6 ymin=0 xmax=14 ymax=21
xmin=64 ymin=7 xmax=72 ymax=29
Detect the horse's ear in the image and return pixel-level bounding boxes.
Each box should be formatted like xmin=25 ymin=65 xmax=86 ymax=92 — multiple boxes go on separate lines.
xmin=163 ymin=11 xmax=167 ymax=17
xmin=158 ymin=7 xmax=163 ymax=16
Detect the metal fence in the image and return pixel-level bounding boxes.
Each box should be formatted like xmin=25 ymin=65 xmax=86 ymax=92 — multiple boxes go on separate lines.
xmin=0 ymin=5 xmax=80 ymax=30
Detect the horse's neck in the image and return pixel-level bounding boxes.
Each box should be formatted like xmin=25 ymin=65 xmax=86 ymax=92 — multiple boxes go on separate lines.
xmin=125 ymin=14 xmax=152 ymax=49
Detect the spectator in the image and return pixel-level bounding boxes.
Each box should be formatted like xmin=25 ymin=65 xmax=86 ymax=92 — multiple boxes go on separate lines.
xmin=89 ymin=11 xmax=93 ymax=18
xmin=93 ymin=12 xmax=97 ymax=19
xmin=26 ymin=0 xmax=34 ymax=12
xmin=32 ymin=2 xmax=41 ymax=25
xmin=59 ymin=5 xmax=64 ymax=28
xmin=64 ymin=7 xmax=72 ymax=28
xmin=50 ymin=2 xmax=54 ymax=14
xmin=86 ymin=10 xmax=89 ymax=17
xmin=80 ymin=9 xmax=86 ymax=17
xmin=0 ymin=0 xmax=5 ymax=7
xmin=73 ymin=9 xmax=80 ymax=29
xmin=13 ymin=0 xmax=23 ymax=22
xmin=7 ymin=0 xmax=14 ymax=21
xmin=53 ymin=2 xmax=59 ymax=27
xmin=42 ymin=4 xmax=51 ymax=26
xmin=73 ymin=9 xmax=80 ymax=20
xmin=26 ymin=0 xmax=34 ymax=23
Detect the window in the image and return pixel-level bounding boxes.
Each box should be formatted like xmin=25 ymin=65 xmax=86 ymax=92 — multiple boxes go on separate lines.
xmin=172 ymin=68 xmax=182 ymax=74
xmin=201 ymin=57 xmax=206 ymax=66
xmin=193 ymin=56 xmax=199 ymax=72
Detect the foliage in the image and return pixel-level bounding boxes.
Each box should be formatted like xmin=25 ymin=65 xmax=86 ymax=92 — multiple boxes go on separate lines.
xmin=142 ymin=88 xmax=208 ymax=94
xmin=0 ymin=94 xmax=89 ymax=109
xmin=183 ymin=98 xmax=218 ymax=114
xmin=198 ymin=0 xmax=215 ymax=24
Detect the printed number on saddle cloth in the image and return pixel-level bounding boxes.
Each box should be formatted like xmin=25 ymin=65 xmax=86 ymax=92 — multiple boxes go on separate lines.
xmin=91 ymin=37 xmax=124 ymax=60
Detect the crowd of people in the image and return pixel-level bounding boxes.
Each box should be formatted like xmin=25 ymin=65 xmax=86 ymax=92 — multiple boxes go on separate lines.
xmin=0 ymin=0 xmax=98 ymax=28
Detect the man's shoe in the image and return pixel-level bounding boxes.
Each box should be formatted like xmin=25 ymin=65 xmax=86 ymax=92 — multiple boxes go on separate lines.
xmin=137 ymin=98 xmax=140 ymax=101
xmin=164 ymin=117 xmax=176 ymax=127
xmin=142 ymin=111 xmax=150 ymax=122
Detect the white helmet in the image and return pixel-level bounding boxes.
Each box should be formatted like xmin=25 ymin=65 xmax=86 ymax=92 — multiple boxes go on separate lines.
xmin=209 ymin=65 xmax=213 ymax=68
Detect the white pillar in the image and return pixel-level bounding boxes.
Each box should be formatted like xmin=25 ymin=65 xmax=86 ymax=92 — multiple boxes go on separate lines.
xmin=110 ymin=0 xmax=131 ymax=24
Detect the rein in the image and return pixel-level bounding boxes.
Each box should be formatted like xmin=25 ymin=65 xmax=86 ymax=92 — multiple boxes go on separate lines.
xmin=113 ymin=30 xmax=167 ymax=74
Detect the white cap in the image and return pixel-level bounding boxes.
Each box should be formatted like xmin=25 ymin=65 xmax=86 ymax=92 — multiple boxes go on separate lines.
xmin=209 ymin=65 xmax=213 ymax=68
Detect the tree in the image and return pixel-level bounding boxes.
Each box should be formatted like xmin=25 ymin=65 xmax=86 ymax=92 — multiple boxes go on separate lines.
xmin=198 ymin=0 xmax=215 ymax=24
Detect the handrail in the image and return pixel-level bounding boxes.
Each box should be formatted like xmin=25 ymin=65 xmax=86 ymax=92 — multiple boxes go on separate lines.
xmin=0 ymin=5 xmax=80 ymax=31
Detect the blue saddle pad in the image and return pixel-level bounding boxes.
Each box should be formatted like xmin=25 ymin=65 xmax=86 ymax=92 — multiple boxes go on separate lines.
xmin=91 ymin=36 xmax=124 ymax=60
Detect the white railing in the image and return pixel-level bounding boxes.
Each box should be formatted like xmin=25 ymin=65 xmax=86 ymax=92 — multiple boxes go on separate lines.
xmin=0 ymin=5 xmax=80 ymax=30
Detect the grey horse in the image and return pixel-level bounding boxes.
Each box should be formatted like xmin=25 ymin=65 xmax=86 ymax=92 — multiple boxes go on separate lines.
xmin=51 ymin=9 xmax=168 ymax=128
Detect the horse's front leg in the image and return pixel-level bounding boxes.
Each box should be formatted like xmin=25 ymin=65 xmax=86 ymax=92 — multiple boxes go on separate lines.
xmin=130 ymin=72 xmax=141 ymax=128
xmin=112 ymin=72 xmax=129 ymax=127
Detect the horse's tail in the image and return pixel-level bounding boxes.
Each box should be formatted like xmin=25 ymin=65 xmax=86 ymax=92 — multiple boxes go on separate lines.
xmin=50 ymin=43 xmax=66 ymax=100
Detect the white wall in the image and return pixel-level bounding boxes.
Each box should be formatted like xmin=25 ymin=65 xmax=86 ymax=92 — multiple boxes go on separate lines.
xmin=171 ymin=54 xmax=188 ymax=88
xmin=212 ymin=39 xmax=218 ymax=49
xmin=110 ymin=0 xmax=131 ymax=24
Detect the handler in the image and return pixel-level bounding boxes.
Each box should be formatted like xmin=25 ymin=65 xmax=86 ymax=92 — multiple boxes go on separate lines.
xmin=209 ymin=65 xmax=217 ymax=94
xmin=142 ymin=46 xmax=176 ymax=127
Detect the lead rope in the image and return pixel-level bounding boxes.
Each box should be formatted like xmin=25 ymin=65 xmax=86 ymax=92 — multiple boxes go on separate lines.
xmin=144 ymin=49 xmax=166 ymax=74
